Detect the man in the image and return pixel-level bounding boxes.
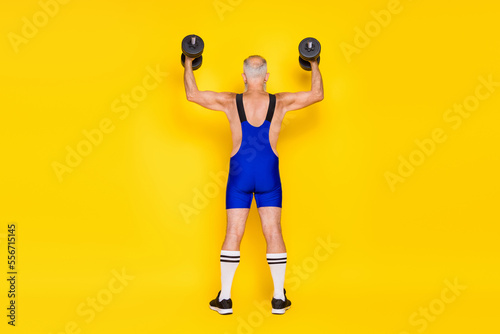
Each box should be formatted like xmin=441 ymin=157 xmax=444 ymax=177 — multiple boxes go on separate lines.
xmin=183 ymin=54 xmax=323 ymax=315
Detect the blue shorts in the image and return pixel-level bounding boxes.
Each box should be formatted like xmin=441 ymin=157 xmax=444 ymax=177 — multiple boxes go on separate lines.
xmin=226 ymin=147 xmax=282 ymax=208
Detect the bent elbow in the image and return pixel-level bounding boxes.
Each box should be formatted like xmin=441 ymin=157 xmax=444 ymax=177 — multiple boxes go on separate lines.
xmin=310 ymin=89 xmax=323 ymax=103
xmin=186 ymin=93 xmax=196 ymax=102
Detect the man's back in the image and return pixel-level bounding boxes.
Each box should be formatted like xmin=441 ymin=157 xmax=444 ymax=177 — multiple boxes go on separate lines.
xmin=225 ymin=91 xmax=285 ymax=158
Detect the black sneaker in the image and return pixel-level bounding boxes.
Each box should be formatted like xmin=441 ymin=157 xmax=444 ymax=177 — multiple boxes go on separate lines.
xmin=271 ymin=289 xmax=292 ymax=314
xmin=209 ymin=291 xmax=233 ymax=315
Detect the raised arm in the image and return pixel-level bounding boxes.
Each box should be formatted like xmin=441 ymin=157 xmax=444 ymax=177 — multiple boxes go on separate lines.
xmin=183 ymin=57 xmax=233 ymax=112
xmin=275 ymin=59 xmax=324 ymax=112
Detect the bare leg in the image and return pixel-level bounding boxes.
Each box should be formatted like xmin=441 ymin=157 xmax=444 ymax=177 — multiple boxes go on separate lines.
xmin=259 ymin=206 xmax=288 ymax=305
xmin=258 ymin=207 xmax=286 ymax=253
xmin=222 ymin=208 xmax=250 ymax=251
xmin=214 ymin=208 xmax=249 ymax=304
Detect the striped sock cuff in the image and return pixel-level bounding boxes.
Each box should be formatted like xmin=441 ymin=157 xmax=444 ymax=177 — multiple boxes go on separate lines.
xmin=267 ymin=252 xmax=287 ymax=265
xmin=221 ymin=250 xmax=240 ymax=263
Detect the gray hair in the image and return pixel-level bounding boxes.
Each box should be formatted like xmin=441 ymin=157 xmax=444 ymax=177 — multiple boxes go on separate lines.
xmin=243 ymin=55 xmax=267 ymax=79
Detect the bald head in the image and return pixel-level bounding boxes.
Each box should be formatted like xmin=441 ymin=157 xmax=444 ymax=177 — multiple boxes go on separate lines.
xmin=243 ymin=55 xmax=267 ymax=80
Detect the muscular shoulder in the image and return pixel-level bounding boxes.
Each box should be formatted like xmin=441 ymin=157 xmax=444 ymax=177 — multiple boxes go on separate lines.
xmin=274 ymin=91 xmax=323 ymax=113
xmin=219 ymin=91 xmax=237 ymax=101
xmin=274 ymin=92 xmax=291 ymax=115
xmin=274 ymin=92 xmax=291 ymax=102
xmin=219 ymin=92 xmax=237 ymax=113
xmin=188 ymin=90 xmax=236 ymax=113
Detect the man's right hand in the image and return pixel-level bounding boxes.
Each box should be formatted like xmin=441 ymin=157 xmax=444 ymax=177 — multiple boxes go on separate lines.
xmin=184 ymin=56 xmax=194 ymax=67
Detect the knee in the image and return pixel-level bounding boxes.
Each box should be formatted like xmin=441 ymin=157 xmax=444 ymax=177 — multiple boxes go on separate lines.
xmin=262 ymin=227 xmax=283 ymax=243
xmin=226 ymin=228 xmax=245 ymax=243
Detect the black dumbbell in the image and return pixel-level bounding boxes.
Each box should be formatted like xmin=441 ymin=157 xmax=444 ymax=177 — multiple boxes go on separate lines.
xmin=181 ymin=34 xmax=204 ymax=70
xmin=298 ymin=37 xmax=321 ymax=71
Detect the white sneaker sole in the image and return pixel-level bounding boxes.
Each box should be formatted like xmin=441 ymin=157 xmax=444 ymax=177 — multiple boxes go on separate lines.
xmin=272 ymin=306 xmax=291 ymax=315
xmin=210 ymin=306 xmax=233 ymax=315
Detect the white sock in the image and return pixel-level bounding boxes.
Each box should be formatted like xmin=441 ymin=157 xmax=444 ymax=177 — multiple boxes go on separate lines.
xmin=267 ymin=252 xmax=287 ymax=301
xmin=219 ymin=250 xmax=240 ymax=301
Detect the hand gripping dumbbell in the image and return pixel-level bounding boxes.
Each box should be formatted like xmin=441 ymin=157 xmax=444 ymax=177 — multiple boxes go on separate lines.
xmin=181 ymin=34 xmax=204 ymax=70
xmin=298 ymin=37 xmax=321 ymax=71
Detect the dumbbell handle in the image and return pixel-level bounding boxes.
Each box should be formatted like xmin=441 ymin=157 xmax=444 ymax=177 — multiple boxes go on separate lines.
xmin=307 ymin=41 xmax=313 ymax=49
xmin=191 ymin=36 xmax=196 ymax=45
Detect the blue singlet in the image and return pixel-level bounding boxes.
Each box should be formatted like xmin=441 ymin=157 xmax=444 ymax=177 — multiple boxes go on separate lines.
xmin=226 ymin=93 xmax=282 ymax=209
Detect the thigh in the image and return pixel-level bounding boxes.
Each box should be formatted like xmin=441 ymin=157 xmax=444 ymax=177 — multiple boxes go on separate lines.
xmin=226 ymin=208 xmax=250 ymax=235
xmin=257 ymin=206 xmax=282 ymax=233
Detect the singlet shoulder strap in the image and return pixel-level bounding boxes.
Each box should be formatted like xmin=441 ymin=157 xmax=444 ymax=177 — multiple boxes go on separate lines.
xmin=265 ymin=93 xmax=276 ymax=122
xmin=236 ymin=94 xmax=247 ymax=123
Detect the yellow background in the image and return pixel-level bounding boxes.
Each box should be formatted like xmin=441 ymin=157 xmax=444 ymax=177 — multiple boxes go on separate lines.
xmin=1 ymin=0 xmax=499 ymax=333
